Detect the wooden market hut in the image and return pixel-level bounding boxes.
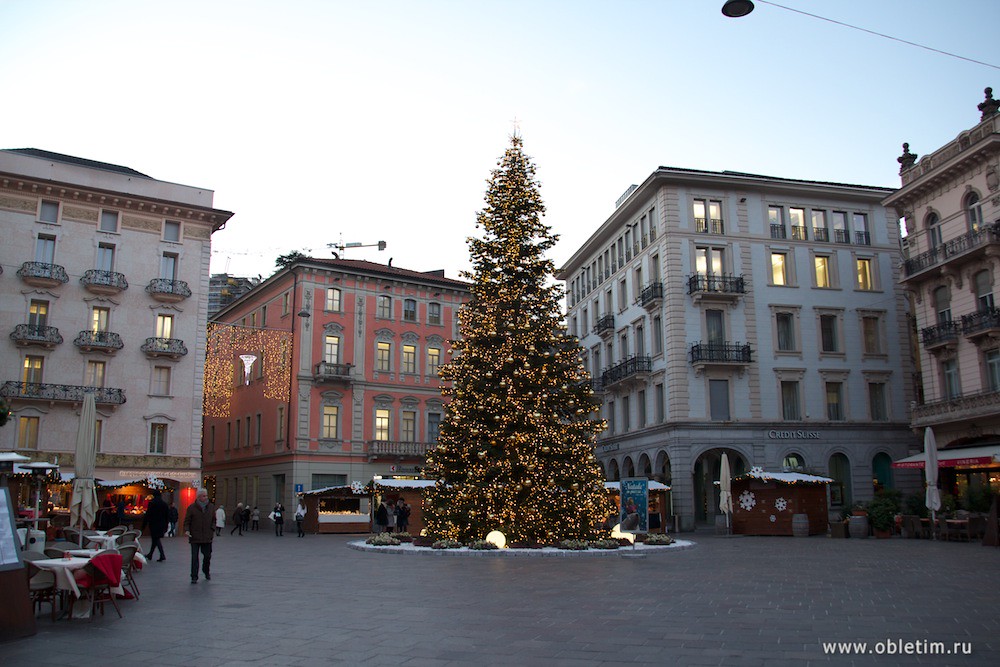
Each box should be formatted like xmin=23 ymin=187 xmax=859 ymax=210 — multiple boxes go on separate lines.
xmin=730 ymin=470 xmax=832 ymax=536
xmin=300 ymin=485 xmax=372 ymax=534
xmin=370 ymin=478 xmax=436 ymax=536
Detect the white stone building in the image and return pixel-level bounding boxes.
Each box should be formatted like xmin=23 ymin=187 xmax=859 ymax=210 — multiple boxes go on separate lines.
xmin=0 ymin=148 xmax=233 ymax=488
xmin=558 ymin=167 xmax=918 ymax=530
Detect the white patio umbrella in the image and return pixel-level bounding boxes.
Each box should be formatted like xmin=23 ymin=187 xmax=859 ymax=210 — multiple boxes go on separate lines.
xmin=719 ymin=453 xmax=733 ymax=533
xmin=69 ymin=391 xmax=98 ymax=547
xmin=924 ymin=427 xmax=942 ymax=539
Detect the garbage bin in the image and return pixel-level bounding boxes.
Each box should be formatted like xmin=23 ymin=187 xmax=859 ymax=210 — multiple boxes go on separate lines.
xmin=16 ymin=528 xmax=46 ymax=553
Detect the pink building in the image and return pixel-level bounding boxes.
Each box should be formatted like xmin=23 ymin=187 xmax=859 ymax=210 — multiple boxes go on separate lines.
xmin=202 ymin=258 xmax=469 ymax=514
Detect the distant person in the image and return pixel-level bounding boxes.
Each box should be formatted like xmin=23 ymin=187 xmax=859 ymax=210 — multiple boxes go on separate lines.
xmin=375 ymin=500 xmax=389 ymax=534
xmin=272 ymin=502 xmax=285 ymax=536
xmin=116 ymin=498 xmax=126 ymax=527
xmin=215 ymin=505 xmax=226 ymax=536
xmin=242 ymin=504 xmax=251 ymax=532
xmin=230 ymin=503 xmax=244 ymax=536
xmin=396 ymin=498 xmax=411 ymax=534
xmin=141 ymin=489 xmax=169 ymax=561
xmin=167 ymin=502 xmax=179 ymax=537
xmin=183 ymin=488 xmax=215 ymax=584
xmin=251 ymin=506 xmax=260 ymax=531
xmin=98 ymin=499 xmax=114 ymax=530
xmin=294 ymin=499 xmax=307 ymax=537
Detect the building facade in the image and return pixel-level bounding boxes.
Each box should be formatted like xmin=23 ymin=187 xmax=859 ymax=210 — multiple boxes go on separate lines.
xmin=201 ymin=258 xmax=470 ymax=513
xmin=0 ymin=148 xmax=233 ymax=489
xmin=883 ymin=89 xmax=1000 ymax=506
xmin=208 ymin=273 xmax=258 ymax=318
xmin=559 ymin=167 xmax=918 ymax=530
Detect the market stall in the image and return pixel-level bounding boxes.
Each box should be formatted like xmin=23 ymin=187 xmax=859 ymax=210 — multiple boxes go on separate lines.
xmin=731 ymin=468 xmax=832 ymax=536
xmin=370 ymin=478 xmax=435 ymax=536
xmin=301 ymin=484 xmax=371 ymax=534
xmin=604 ymin=481 xmax=672 ymax=533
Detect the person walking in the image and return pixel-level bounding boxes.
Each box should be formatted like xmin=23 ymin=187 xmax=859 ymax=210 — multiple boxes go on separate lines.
xmin=242 ymin=504 xmax=251 ymax=532
xmin=183 ymin=488 xmax=215 ymax=584
xmin=251 ymin=506 xmax=260 ymax=531
xmin=294 ymin=499 xmax=307 ymax=537
xmin=141 ymin=489 xmax=169 ymax=561
xmin=272 ymin=502 xmax=285 ymax=536
xmin=230 ymin=503 xmax=244 ymax=536
xmin=167 ymin=502 xmax=179 ymax=537
xmin=215 ymin=505 xmax=226 ymax=536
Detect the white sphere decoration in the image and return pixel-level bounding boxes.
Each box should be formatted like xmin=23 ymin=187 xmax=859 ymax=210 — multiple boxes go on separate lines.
xmin=610 ymin=523 xmax=635 ymax=544
xmin=485 ymin=530 xmax=507 ymax=549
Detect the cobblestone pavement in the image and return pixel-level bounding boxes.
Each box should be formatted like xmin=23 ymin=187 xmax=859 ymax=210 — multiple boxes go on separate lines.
xmin=6 ymin=530 xmax=998 ymax=666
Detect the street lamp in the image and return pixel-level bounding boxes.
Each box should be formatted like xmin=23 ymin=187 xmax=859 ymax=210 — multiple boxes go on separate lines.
xmin=722 ymin=0 xmax=754 ymax=17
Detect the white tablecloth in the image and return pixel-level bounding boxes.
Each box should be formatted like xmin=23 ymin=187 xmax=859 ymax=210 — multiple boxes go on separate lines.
xmin=31 ymin=556 xmax=126 ymax=618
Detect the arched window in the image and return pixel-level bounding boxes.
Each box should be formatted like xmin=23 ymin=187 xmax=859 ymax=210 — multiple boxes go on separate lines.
xmin=872 ymin=452 xmax=893 ymax=493
xmin=965 ymin=192 xmax=983 ymax=232
xmin=782 ymin=452 xmax=805 ymax=471
xmin=828 ymin=453 xmax=851 ymax=509
xmin=933 ymin=285 xmax=951 ymax=324
xmin=925 ymin=212 xmax=942 ymax=249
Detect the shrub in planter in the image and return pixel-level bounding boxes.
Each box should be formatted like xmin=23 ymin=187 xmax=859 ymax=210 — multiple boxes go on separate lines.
xmin=557 ymin=539 xmax=590 ymax=550
xmin=508 ymin=542 xmax=545 ymax=549
xmin=589 ymin=539 xmax=621 ymax=550
xmin=867 ymin=496 xmax=896 ymax=534
xmin=431 ymin=539 xmax=463 ymax=550
xmin=643 ymin=533 xmax=675 ymax=546
xmin=391 ymin=532 xmax=413 ymax=542
xmin=366 ymin=533 xmax=401 ymax=546
xmin=468 ymin=539 xmax=498 ymax=550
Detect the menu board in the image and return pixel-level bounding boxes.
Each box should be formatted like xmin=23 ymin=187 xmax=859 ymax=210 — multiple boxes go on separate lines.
xmin=0 ymin=487 xmax=24 ymax=571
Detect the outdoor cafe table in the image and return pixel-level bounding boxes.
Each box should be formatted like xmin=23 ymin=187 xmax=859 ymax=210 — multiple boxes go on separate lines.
xmin=65 ymin=549 xmax=101 ymax=558
xmin=84 ymin=532 xmax=121 ymax=549
xmin=31 ymin=555 xmax=126 ymax=619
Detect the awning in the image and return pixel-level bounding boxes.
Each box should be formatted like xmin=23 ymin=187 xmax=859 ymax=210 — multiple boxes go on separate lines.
xmin=892 ymin=444 xmax=1000 ymax=469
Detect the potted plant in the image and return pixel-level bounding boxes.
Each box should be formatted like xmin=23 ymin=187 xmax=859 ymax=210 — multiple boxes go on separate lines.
xmin=867 ymin=496 xmax=896 ymax=538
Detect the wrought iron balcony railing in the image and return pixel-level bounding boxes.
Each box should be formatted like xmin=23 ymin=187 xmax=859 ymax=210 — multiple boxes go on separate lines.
xmin=920 ymin=321 xmax=961 ymax=348
xmin=961 ymin=308 xmax=1000 ymax=337
xmin=1 ymin=381 xmax=126 ymax=405
xmin=834 ymin=229 xmax=850 ymax=243
xmin=791 ymin=226 xmax=808 ymax=240
xmin=140 ymin=337 xmax=188 ymax=358
xmin=903 ymin=223 xmax=1000 ymax=277
xmin=10 ymin=324 xmax=63 ymax=347
xmin=769 ymin=224 xmax=786 ymax=239
xmin=855 ymin=231 xmax=871 ymax=246
xmin=601 ymin=355 xmax=652 ymax=387
xmin=74 ymin=330 xmax=124 ymax=352
xmin=695 ymin=217 xmax=725 ymax=234
xmin=17 ymin=262 xmax=69 ymax=286
xmin=595 ymin=313 xmax=615 ymax=336
xmin=689 ymin=342 xmax=753 ymax=365
xmin=314 ymin=361 xmax=353 ymax=381
xmin=687 ymin=274 xmax=746 ymax=295
xmin=80 ymin=269 xmax=128 ymax=293
xmin=366 ymin=440 xmax=433 ymax=460
xmin=911 ymin=388 xmax=1000 ymax=427
xmin=145 ymin=278 xmax=192 ymax=301
xmin=813 ymin=227 xmax=829 ymax=242
xmin=639 ymin=282 xmax=663 ymax=308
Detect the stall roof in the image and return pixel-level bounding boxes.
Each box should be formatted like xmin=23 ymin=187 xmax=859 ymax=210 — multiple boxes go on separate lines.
xmin=302 ymin=485 xmax=361 ymax=496
xmin=740 ymin=471 xmax=833 ymax=484
xmin=892 ymin=444 xmax=1000 ymax=469
xmin=604 ymin=481 xmax=671 ymax=491
xmin=372 ymin=478 xmax=436 ymax=489
xmin=0 ymin=452 xmax=32 ymax=462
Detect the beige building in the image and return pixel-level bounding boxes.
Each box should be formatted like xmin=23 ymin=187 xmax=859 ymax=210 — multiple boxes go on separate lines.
xmin=0 ymin=148 xmax=233 ymax=488
xmin=884 ymin=89 xmax=1000 ymax=505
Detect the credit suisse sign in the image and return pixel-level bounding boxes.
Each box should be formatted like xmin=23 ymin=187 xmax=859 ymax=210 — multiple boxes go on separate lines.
xmin=767 ymin=429 xmax=821 ymax=440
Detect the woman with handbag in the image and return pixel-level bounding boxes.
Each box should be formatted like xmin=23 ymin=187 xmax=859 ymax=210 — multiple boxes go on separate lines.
xmin=272 ymin=502 xmax=285 ymax=536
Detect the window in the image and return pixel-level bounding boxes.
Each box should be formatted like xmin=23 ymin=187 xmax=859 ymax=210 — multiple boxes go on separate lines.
xmin=770 ymin=252 xmax=788 ymax=286
xmin=28 ymin=300 xmax=48 ymax=327
xmin=654 ymin=383 xmax=665 ymax=423
xmin=149 ymin=423 xmax=167 ymax=454
xmin=622 ymin=395 xmax=631 ymax=431
xmin=23 ymin=355 xmax=44 ymax=384
xmin=856 ymin=258 xmax=874 ymax=290
xmin=94 ymin=419 xmax=104 ymax=453
xmin=403 ymin=299 xmax=417 ymax=322
xmin=768 ymin=206 xmax=785 ymax=238
xmin=255 ymin=413 xmax=262 ymax=445
xmin=820 ymin=314 xmax=839 ymax=353
xmin=832 ymin=211 xmax=849 ymax=243
xmin=811 ymin=210 xmax=828 ymax=241
xmin=152 ymin=366 xmax=171 ymax=395
xmin=776 ymin=312 xmax=795 ymax=351
xmin=99 ymin=210 xmax=119 ymax=233
xmin=694 ymin=199 xmax=723 ymax=234
xmin=235 ymin=419 xmax=241 ymax=448
xmin=652 ymin=316 xmax=663 ymax=355
xmin=826 ymin=382 xmax=844 ymax=420
xmin=619 ymin=332 xmax=629 ymax=360
xmin=322 ymin=406 xmax=338 ymax=439
xmin=926 ymin=212 xmax=942 ymax=249
xmin=18 ymin=417 xmax=40 ymax=449
xmin=245 ymin=416 xmax=251 ymax=447
xmin=39 ymin=200 xmax=59 ymax=224
xmin=377 ymin=295 xmax=392 ymax=318
xmin=163 ymin=220 xmax=181 ymax=242
xmin=638 ymin=389 xmax=647 ymax=427
xmin=695 ymin=247 xmax=724 ymax=276
xmin=226 ymin=422 xmax=232 ymax=451
xmin=156 ymin=314 xmax=173 ymax=339
xmin=706 ymin=309 xmax=725 ymax=345
xmin=160 ymin=253 xmax=178 ymax=280
xmin=635 ymin=324 xmax=645 ymax=357
xmin=97 ymin=243 xmax=115 ymax=271
xmin=618 ymin=279 xmax=627 ymax=308
xmin=375 ymin=409 xmax=391 ymax=440
xmin=607 ymin=400 xmax=616 ymax=434
xmin=427 ymin=413 xmax=441 ymax=442
xmin=427 ymin=347 xmax=441 ymax=376
xmin=401 ymin=410 xmax=416 ymax=442
xmin=86 ymin=361 xmax=106 ymax=387
xmin=709 ymin=379 xmax=730 ymax=421
xmin=781 ymin=381 xmax=801 ymax=420
xmin=965 ymin=192 xmax=983 ymax=232
xmin=402 ymin=344 xmax=417 ymax=374
xmin=282 ymin=292 xmax=290 ymax=315
xmin=862 ymin=315 xmax=883 ymax=354
xmin=324 ymin=336 xmax=340 ymax=363
xmin=325 ymin=287 xmax=341 ymax=312
xmin=35 ymin=235 xmax=56 ymax=263
xmin=790 ymin=208 xmax=807 ymax=240
xmin=984 ymin=350 xmax=1000 ymax=392
xmin=376 ymin=342 xmax=391 ymax=371
xmin=276 ymin=405 xmax=285 ymax=441
xmin=974 ymin=270 xmax=994 ymax=311
xmin=783 ymin=453 xmax=805 ymax=471
xmin=942 ymin=359 xmax=960 ymax=399
xmin=428 ymin=302 xmax=442 ymax=325
xmin=853 ymin=213 xmax=870 ymax=245
xmin=91 ymin=307 xmax=110 ymax=333
xmin=933 ymin=286 xmax=951 ymax=324
xmin=868 ymin=382 xmax=888 ymax=421
xmin=814 ymin=255 xmax=831 ymax=288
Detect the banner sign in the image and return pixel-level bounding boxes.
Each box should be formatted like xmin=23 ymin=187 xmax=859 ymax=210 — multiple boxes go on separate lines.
xmin=619 ymin=477 xmax=649 ymax=534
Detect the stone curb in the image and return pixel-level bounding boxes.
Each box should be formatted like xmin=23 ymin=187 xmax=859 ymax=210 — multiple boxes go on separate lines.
xmin=347 ymin=538 xmax=697 ymax=557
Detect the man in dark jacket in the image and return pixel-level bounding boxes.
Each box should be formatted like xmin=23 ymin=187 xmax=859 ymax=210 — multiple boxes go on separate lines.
xmin=142 ymin=489 xmax=170 ymax=561
xmin=183 ymin=488 xmax=215 ymax=584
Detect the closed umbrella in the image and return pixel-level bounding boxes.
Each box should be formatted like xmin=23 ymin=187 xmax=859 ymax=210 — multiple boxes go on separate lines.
xmin=719 ymin=453 xmax=733 ymax=534
xmin=70 ymin=391 xmax=98 ymax=547
xmin=924 ymin=427 xmax=941 ymax=539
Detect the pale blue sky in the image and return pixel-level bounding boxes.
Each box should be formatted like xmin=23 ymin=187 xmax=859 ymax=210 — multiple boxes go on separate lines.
xmin=2 ymin=0 xmax=997 ymax=280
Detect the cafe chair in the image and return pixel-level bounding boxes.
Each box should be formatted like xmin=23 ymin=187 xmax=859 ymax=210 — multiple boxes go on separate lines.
xmin=117 ymin=544 xmax=141 ymax=598
xmin=966 ymin=516 xmax=986 ymax=542
xmin=71 ymin=551 xmax=124 ymax=621
xmin=44 ymin=546 xmax=69 ymax=558
xmin=25 ymin=559 xmax=59 ymax=622
xmin=936 ymin=518 xmax=953 ymax=541
xmin=62 ymin=527 xmax=81 ymax=544
xmin=107 ymin=525 xmax=128 ymax=536
xmin=119 ymin=529 xmax=141 ymax=547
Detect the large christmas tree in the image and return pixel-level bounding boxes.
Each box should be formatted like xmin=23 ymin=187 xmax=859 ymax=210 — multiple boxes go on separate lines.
xmin=422 ymin=136 xmax=613 ymax=544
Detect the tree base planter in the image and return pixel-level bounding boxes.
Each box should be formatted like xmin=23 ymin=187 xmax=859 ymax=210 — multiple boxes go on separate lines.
xmin=848 ymin=515 xmax=869 ymax=539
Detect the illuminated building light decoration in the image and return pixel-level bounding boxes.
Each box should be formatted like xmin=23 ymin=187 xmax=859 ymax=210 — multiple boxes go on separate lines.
xmin=204 ymin=323 xmax=291 ymax=417
xmin=239 ymin=354 xmax=258 ymax=385
xmin=422 ymin=136 xmax=613 ymax=544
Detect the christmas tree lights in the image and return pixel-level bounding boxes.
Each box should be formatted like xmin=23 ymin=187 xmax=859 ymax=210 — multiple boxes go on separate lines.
xmin=422 ymin=136 xmax=613 ymax=544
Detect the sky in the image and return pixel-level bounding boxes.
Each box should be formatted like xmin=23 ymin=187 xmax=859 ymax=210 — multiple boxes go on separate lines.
xmin=2 ymin=0 xmax=998 ymax=282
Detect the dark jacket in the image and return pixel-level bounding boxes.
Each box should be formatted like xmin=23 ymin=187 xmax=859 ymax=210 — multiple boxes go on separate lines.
xmin=183 ymin=502 xmax=216 ymax=544
xmin=168 ymin=506 xmax=179 ymax=523
xmin=142 ymin=495 xmax=170 ymax=538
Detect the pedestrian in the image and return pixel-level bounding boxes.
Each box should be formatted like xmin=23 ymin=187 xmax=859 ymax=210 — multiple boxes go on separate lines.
xmin=115 ymin=498 xmax=126 ymax=527
xmin=251 ymin=506 xmax=260 ymax=531
xmin=375 ymin=499 xmax=389 ymax=534
xmin=396 ymin=497 xmax=410 ymax=534
xmin=141 ymin=488 xmax=169 ymax=561
xmin=167 ymin=501 xmax=179 ymax=537
xmin=242 ymin=504 xmax=251 ymax=532
xmin=215 ymin=504 xmax=226 ymax=536
xmin=183 ymin=487 xmax=215 ymax=584
xmin=294 ymin=498 xmax=307 ymax=537
xmin=272 ymin=502 xmax=285 ymax=536
xmin=230 ymin=502 xmax=244 ymax=536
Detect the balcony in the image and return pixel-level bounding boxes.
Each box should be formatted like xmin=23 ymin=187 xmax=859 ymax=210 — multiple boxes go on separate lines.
xmin=911 ymin=388 xmax=1000 ymax=429
xmin=696 ymin=217 xmax=725 ymax=234
xmin=791 ymin=226 xmax=808 ymax=240
xmin=601 ymin=355 xmax=652 ymax=389
xmin=855 ymin=231 xmax=871 ymax=246
xmin=834 ymin=229 xmax=850 ymax=244
xmin=902 ymin=223 xmax=1000 ymax=281
xmin=813 ymin=227 xmax=829 ymax=242
xmin=961 ymin=308 xmax=1000 ymax=343
xmin=17 ymin=262 xmax=69 ymax=288
xmin=769 ymin=224 xmax=786 ymax=239
xmin=80 ymin=269 xmax=128 ymax=295
xmin=366 ymin=440 xmax=433 ymax=461
xmin=639 ymin=282 xmax=663 ymax=311
xmin=594 ymin=313 xmax=615 ymax=338
xmin=687 ymin=274 xmax=746 ymax=305
xmin=74 ymin=330 xmax=124 ymax=354
xmin=314 ymin=361 xmax=353 ymax=383
xmin=10 ymin=324 xmax=63 ymax=349
xmin=689 ymin=342 xmax=752 ymax=374
xmin=921 ymin=321 xmax=961 ymax=352
xmin=140 ymin=337 xmax=188 ymax=359
xmin=146 ymin=278 xmax=192 ymax=303
xmin=0 ymin=381 xmax=126 ymax=406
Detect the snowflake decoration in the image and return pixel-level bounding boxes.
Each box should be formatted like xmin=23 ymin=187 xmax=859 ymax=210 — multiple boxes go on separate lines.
xmin=738 ymin=490 xmax=756 ymax=511
xmin=769 ymin=515 xmax=776 ymax=523
xmin=350 ymin=480 xmax=365 ymax=495
xmin=750 ymin=465 xmax=765 ymax=477
xmin=774 ymin=497 xmax=788 ymax=512
xmin=146 ymin=475 xmax=166 ymax=490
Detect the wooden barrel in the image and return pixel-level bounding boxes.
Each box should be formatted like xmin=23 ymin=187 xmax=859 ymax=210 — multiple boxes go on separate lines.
xmin=848 ymin=515 xmax=869 ymax=539
xmin=792 ymin=513 xmax=809 ymax=537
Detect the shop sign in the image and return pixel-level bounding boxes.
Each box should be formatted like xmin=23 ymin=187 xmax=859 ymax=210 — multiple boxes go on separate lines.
xmin=767 ymin=430 xmax=820 ymax=440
